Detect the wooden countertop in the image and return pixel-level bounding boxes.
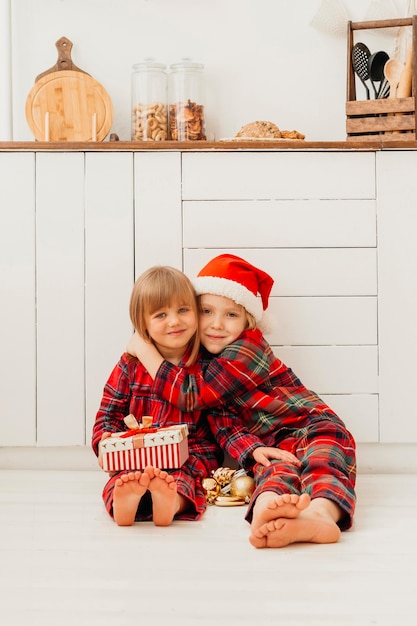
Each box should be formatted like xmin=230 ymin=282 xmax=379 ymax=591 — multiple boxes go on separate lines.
xmin=1 ymin=139 xmax=417 ymax=151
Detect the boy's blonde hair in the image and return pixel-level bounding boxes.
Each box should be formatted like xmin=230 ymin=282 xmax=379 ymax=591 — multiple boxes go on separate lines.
xmin=129 ymin=266 xmax=200 ymax=366
xmin=245 ymin=310 xmax=257 ymax=330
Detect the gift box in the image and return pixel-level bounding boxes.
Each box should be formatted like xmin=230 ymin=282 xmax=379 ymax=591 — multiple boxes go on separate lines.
xmin=99 ymin=421 xmax=189 ymax=472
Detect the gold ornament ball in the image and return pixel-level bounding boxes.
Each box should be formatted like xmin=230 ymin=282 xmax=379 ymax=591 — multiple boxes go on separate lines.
xmin=229 ymin=475 xmax=255 ymax=502
xmin=202 ymin=477 xmax=220 ymax=503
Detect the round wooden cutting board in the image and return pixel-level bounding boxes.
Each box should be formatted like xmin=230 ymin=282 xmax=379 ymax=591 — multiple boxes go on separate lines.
xmin=25 ymin=69 xmax=113 ymax=141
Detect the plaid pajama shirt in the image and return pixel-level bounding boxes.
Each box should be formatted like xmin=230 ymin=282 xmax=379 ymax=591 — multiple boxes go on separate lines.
xmin=92 ymin=352 xmax=223 ymax=521
xmin=152 ymin=328 xmax=357 ymax=529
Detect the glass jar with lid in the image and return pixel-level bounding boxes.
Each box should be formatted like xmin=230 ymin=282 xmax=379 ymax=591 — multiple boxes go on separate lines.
xmin=131 ymin=59 xmax=168 ymax=141
xmin=168 ymin=58 xmax=206 ymax=141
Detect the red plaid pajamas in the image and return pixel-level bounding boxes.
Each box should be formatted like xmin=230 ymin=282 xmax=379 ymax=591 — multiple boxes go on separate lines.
xmin=152 ymin=328 xmax=357 ymax=529
xmin=92 ymin=352 xmax=223 ymax=521
xmin=246 ymin=419 xmax=356 ymax=529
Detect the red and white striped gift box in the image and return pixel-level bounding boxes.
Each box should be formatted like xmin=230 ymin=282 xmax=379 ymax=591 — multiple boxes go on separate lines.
xmin=99 ymin=424 xmax=189 ymax=472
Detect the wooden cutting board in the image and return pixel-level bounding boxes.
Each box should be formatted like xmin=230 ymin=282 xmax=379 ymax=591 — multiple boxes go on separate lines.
xmin=25 ymin=37 xmax=113 ymax=141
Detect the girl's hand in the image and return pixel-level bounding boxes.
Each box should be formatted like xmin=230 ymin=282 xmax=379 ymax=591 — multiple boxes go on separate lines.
xmin=252 ymin=446 xmax=301 ymax=468
xmin=98 ymin=431 xmax=112 ymax=471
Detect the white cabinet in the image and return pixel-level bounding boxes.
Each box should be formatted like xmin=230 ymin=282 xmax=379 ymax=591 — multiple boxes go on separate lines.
xmin=0 ymin=151 xmax=181 ymax=448
xmin=1 ymin=148 xmax=416 ymax=453
xmin=377 ymin=151 xmax=417 ymax=443
xmin=1 ymin=153 xmax=130 ymax=446
xmin=133 ymin=152 xmax=182 ymax=274
xmin=35 ymin=153 xmax=85 ymax=445
xmin=0 ymin=153 xmax=36 ymax=445
xmin=84 ymin=153 xmax=135 ymax=440
xmin=182 ymin=151 xmax=379 ymax=443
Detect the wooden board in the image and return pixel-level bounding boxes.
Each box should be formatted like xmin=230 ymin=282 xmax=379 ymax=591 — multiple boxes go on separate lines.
xmin=25 ymin=70 xmax=113 ymax=141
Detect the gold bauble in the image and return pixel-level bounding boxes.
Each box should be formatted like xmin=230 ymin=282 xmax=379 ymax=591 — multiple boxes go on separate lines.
xmin=229 ymin=475 xmax=255 ymax=502
xmin=212 ymin=467 xmax=236 ymax=487
xmin=202 ymin=477 xmax=220 ymax=504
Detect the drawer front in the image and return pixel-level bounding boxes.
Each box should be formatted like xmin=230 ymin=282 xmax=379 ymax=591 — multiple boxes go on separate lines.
xmin=268 ymin=296 xmax=377 ymax=346
xmin=275 ymin=346 xmax=378 ymax=394
xmin=184 ymin=248 xmax=377 ymax=296
xmin=183 ymin=200 xmax=376 ymax=248
xmin=321 ymin=394 xmax=379 ymax=443
xmin=182 ymin=152 xmax=376 ymax=200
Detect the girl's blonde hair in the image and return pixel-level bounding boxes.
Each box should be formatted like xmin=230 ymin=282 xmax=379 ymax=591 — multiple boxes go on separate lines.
xmin=129 ymin=266 xmax=200 ymax=366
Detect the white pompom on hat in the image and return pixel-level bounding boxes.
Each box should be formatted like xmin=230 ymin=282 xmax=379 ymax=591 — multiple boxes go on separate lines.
xmin=192 ymin=254 xmax=274 ymax=324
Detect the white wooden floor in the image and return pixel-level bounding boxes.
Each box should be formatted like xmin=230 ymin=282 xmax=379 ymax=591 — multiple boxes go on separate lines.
xmin=0 ymin=470 xmax=416 ymax=626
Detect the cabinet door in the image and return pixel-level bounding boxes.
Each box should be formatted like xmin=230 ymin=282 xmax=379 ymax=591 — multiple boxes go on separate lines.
xmin=85 ymin=152 xmax=134 ymax=441
xmin=182 ymin=152 xmax=375 ymax=200
xmin=184 ymin=199 xmax=376 ymax=248
xmin=0 ymin=153 xmax=36 ymax=445
xmin=377 ymin=151 xmax=417 ymax=443
xmin=35 ymin=153 xmax=85 ymax=445
xmin=134 ymin=152 xmax=182 ymax=274
xmin=185 ymin=248 xmax=377 ymax=296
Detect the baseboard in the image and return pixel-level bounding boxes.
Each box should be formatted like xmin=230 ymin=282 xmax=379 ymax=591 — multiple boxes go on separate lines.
xmin=1 ymin=443 xmax=417 ymax=473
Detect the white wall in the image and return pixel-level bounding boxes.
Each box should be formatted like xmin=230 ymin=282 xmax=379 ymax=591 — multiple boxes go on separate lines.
xmin=4 ymin=0 xmax=415 ymax=142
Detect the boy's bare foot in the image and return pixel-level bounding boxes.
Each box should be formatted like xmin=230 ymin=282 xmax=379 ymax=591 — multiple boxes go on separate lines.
xmin=251 ymin=492 xmax=311 ymax=529
xmin=249 ymin=494 xmax=341 ymax=548
xmin=146 ymin=466 xmax=180 ymax=526
xmin=113 ymin=471 xmax=151 ymax=526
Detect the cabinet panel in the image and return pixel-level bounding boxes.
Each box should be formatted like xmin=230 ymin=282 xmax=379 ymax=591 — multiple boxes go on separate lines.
xmin=182 ymin=152 xmax=376 ymax=200
xmin=184 ymin=248 xmax=377 ymax=296
xmin=0 ymin=153 xmax=36 ymax=445
xmin=321 ymin=394 xmax=379 ymax=443
xmin=275 ymin=346 xmax=378 ymax=394
xmin=36 ymin=153 xmax=85 ymax=445
xmin=183 ymin=200 xmax=376 ymax=248
xmin=134 ymin=152 xmax=182 ymax=275
xmin=377 ymin=151 xmax=417 ymax=442
xmin=268 ymin=296 xmax=377 ymax=346
xmin=85 ymin=153 xmax=134 ymax=441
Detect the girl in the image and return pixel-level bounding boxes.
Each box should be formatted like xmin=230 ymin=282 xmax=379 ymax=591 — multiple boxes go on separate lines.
xmin=92 ymin=265 xmax=223 ymax=527
xmin=127 ymin=255 xmax=357 ymax=548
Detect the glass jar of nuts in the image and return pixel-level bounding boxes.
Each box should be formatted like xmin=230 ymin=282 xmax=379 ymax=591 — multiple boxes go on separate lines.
xmin=168 ymin=58 xmax=206 ymax=141
xmin=131 ymin=59 xmax=168 ymax=141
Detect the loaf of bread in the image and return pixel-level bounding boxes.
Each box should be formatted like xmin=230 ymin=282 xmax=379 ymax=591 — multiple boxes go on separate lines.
xmin=235 ymin=121 xmax=281 ymax=139
xmin=234 ymin=121 xmax=305 ymax=140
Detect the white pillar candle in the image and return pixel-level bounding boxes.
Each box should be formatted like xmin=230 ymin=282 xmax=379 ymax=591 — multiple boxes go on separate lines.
xmin=92 ymin=113 xmax=97 ymax=141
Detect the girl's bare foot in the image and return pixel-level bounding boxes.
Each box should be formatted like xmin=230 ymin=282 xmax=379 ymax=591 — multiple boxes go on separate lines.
xmin=250 ymin=494 xmax=341 ymax=548
xmin=146 ymin=467 xmax=180 ymax=526
xmin=113 ymin=471 xmax=151 ymax=526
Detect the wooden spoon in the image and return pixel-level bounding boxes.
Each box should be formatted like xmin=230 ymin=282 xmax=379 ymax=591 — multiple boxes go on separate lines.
xmin=396 ymin=45 xmax=413 ymax=98
xmin=383 ymin=58 xmax=405 ymax=135
xmin=384 ymin=58 xmax=404 ymax=99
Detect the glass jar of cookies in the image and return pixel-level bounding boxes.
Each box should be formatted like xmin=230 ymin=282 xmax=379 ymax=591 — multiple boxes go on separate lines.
xmin=168 ymin=58 xmax=206 ymax=141
xmin=131 ymin=59 xmax=168 ymax=141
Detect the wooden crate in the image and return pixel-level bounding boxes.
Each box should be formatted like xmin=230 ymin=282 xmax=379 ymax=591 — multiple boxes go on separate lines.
xmin=346 ymin=17 xmax=417 ymax=141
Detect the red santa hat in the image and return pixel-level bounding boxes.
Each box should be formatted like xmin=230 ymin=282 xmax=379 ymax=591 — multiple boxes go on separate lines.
xmin=192 ymin=254 xmax=274 ymax=323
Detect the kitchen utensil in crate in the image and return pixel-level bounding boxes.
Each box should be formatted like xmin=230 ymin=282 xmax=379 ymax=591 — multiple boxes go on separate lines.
xmin=368 ymin=50 xmax=390 ymax=98
xmin=352 ymin=42 xmax=373 ymax=99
